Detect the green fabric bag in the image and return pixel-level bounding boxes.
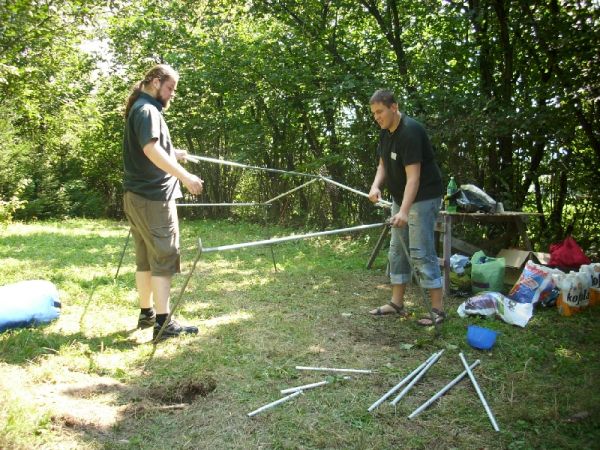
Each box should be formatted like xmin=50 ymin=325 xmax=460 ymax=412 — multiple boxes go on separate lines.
xmin=470 ymin=250 xmax=506 ymax=293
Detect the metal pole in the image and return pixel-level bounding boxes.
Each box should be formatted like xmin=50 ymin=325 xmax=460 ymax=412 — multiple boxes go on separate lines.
xmin=202 ymin=223 xmax=386 ymax=253
xmin=408 ymin=359 xmax=481 ymax=419
xmin=295 ymin=366 xmax=373 ymax=374
xmin=366 ymin=224 xmax=390 ymax=269
xmin=368 ymin=352 xmax=438 ymax=412
xmin=459 ymin=352 xmax=500 ymax=432
xmin=319 ymin=176 xmax=392 ymax=209
xmin=176 ymin=202 xmax=268 ymax=207
xmin=186 ymin=154 xmax=392 ymax=209
xmin=390 ymin=350 xmax=444 ymax=406
xmin=153 ymin=239 xmax=204 ymax=344
xmin=264 ymin=178 xmax=320 ymax=204
xmin=247 ymin=390 xmax=303 ymax=417
xmin=280 ymin=376 xmax=351 ymax=395
xmin=397 ymin=235 xmax=441 ymax=336
xmin=375 ymin=200 xmax=393 ymax=210
xmin=114 ymin=229 xmax=131 ymax=279
xmin=281 ymin=380 xmax=328 ymax=395
xmin=186 ymin=154 xmax=320 ymax=179
xmin=270 ymin=245 xmax=278 ymax=272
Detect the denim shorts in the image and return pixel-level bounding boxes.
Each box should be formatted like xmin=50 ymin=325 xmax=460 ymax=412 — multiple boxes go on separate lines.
xmin=123 ymin=191 xmax=180 ymax=276
xmin=389 ymin=197 xmax=442 ymax=289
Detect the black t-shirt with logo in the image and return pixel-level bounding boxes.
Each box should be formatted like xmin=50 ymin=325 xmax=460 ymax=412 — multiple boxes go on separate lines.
xmin=376 ymin=114 xmax=443 ymax=204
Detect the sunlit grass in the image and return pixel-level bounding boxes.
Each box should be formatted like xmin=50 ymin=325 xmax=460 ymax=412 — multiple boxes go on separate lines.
xmin=202 ymin=311 xmax=254 ymax=330
xmin=555 ymin=346 xmax=582 ymax=361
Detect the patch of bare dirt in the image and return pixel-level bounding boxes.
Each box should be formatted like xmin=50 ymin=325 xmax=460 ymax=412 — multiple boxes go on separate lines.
xmin=0 ymin=363 xmax=217 ymax=447
xmin=147 ymin=377 xmax=218 ymax=405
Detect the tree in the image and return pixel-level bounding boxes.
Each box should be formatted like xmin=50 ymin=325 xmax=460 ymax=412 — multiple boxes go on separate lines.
xmin=0 ymin=0 xmax=102 ymax=220
xmin=2 ymin=0 xmax=597 ymax=256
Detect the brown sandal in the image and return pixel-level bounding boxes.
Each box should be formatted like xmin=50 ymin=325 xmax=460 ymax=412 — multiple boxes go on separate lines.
xmin=417 ymin=308 xmax=446 ymax=326
xmin=370 ymin=301 xmax=408 ymax=316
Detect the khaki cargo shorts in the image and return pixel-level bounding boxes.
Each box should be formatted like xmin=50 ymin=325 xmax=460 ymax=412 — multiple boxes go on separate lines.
xmin=123 ymin=191 xmax=180 ymax=276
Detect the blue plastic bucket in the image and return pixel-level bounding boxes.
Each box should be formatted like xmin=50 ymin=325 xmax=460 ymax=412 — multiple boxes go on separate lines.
xmin=467 ymin=325 xmax=498 ymax=350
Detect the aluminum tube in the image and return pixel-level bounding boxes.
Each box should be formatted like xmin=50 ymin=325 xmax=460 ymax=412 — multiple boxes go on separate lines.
xmin=264 ymin=178 xmax=320 ymax=204
xmin=281 ymin=380 xmax=328 ymax=395
xmin=376 ymin=200 xmax=392 ymax=209
xmin=319 ymin=176 xmax=371 ymax=199
xmin=186 ymin=154 xmax=320 ymax=179
xmin=280 ymin=376 xmax=351 ymax=395
xmin=295 ymin=366 xmax=373 ymax=374
xmin=186 ymin=154 xmax=392 ymax=208
xmin=114 ymin=229 xmax=131 ymax=280
xmin=319 ymin=176 xmax=392 ymax=209
xmin=176 ymin=202 xmax=268 ymax=207
xmin=408 ymin=359 xmax=481 ymax=419
xmin=397 ymin=236 xmax=441 ymax=336
xmin=152 ymin=239 xmax=204 ymax=345
xmin=368 ymin=352 xmax=437 ymax=412
xmin=247 ymin=390 xmax=302 ymax=417
xmin=390 ymin=350 xmax=444 ymax=406
xmin=459 ymin=352 xmax=500 ymax=432
xmin=201 ymin=223 xmax=386 ymax=253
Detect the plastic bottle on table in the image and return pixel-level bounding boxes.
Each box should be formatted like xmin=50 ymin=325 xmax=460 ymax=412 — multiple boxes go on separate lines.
xmin=446 ymin=176 xmax=458 ymax=213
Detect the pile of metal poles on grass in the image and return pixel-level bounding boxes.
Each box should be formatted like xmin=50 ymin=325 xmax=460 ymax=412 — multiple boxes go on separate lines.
xmin=246 ymin=354 xmax=499 ymax=432
xmin=368 ymin=351 xmax=500 ymax=431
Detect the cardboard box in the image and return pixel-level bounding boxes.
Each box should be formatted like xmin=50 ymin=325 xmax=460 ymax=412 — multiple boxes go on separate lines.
xmin=496 ymin=249 xmax=551 ymax=286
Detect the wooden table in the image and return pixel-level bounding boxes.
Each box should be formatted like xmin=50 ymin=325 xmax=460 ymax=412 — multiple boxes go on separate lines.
xmin=439 ymin=211 xmax=537 ymax=294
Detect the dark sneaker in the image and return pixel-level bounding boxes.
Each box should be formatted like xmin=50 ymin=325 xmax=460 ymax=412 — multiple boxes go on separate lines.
xmin=153 ymin=320 xmax=198 ymax=341
xmin=137 ymin=310 xmax=156 ymax=329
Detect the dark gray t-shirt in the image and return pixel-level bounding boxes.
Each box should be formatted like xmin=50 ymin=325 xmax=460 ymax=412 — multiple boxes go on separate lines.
xmin=122 ymin=92 xmax=182 ymax=201
xmin=376 ymin=114 xmax=443 ymax=204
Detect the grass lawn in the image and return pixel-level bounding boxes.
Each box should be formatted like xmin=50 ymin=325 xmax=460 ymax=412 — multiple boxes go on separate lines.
xmin=0 ymin=218 xmax=599 ymax=449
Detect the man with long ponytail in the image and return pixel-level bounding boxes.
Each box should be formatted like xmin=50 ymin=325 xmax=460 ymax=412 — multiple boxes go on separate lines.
xmin=122 ymin=64 xmax=203 ymax=341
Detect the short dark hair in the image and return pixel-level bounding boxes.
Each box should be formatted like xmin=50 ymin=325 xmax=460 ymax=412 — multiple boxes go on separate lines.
xmin=369 ymin=89 xmax=397 ymax=107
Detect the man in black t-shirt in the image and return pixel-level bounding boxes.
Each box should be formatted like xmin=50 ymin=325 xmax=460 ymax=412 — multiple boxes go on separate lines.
xmin=367 ymin=89 xmax=445 ymax=326
xmin=122 ymin=64 xmax=204 ymax=341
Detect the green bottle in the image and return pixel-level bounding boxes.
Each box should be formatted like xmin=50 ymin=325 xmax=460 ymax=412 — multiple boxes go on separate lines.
xmin=446 ymin=176 xmax=458 ymax=213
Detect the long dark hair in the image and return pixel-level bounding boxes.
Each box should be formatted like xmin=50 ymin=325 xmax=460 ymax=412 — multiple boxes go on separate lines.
xmin=124 ymin=64 xmax=179 ymax=119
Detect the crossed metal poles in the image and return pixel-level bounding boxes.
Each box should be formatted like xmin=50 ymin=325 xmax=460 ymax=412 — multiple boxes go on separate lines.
xmin=113 ymin=153 xmax=441 ymax=343
xmin=151 ymin=222 xmax=387 ymax=344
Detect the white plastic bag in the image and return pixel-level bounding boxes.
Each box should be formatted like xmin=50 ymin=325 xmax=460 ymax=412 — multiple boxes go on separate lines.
xmin=495 ymin=296 xmax=534 ymax=328
xmin=457 ymin=291 xmax=533 ymax=327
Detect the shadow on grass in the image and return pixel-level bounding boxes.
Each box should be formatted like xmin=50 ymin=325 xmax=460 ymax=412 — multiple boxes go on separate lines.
xmin=0 ymin=325 xmax=140 ymax=365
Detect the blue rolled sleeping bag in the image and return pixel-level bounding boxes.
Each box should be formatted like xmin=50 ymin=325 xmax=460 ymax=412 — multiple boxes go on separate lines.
xmin=0 ymin=280 xmax=61 ymax=332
